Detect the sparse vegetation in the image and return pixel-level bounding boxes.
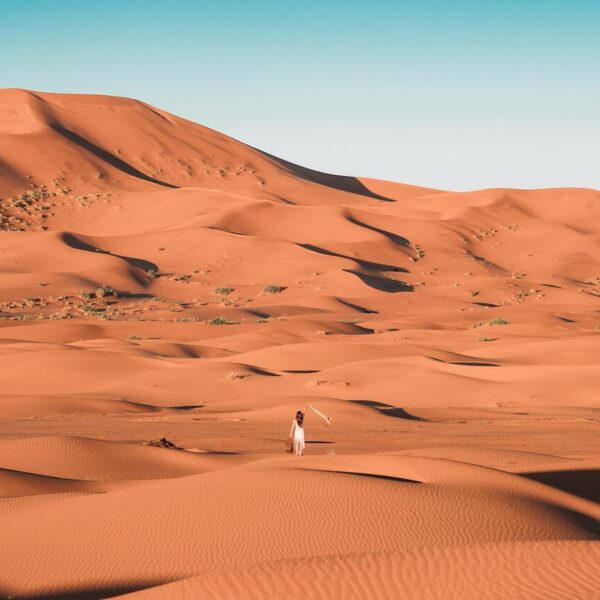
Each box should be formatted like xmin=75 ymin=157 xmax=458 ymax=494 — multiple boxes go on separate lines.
xmin=472 ymin=317 xmax=511 ymax=329
xmin=82 ymin=304 xmax=104 ymax=314
xmin=479 ymin=336 xmax=496 ymax=342
xmin=146 ymin=437 xmax=181 ymax=450
xmin=128 ymin=334 xmax=141 ymax=340
xmin=489 ymin=317 xmax=511 ymax=326
xmin=96 ymin=284 xmax=117 ymax=299
xmin=215 ymin=287 xmax=234 ymax=296
xmin=263 ymin=284 xmax=287 ymax=294
xmin=470 ymin=290 xmax=480 ymax=297
xmin=204 ymin=316 xmax=240 ymax=325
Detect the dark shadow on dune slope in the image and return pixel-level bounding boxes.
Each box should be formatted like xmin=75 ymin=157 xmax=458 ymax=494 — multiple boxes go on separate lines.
xmin=52 ymin=125 xmax=178 ymax=189
xmin=351 ymin=400 xmax=427 ymax=421
xmin=542 ymin=283 xmax=563 ymax=289
xmin=258 ymin=151 xmax=396 ymax=202
xmin=246 ymin=365 xmax=281 ymax=377
xmin=61 ymin=232 xmax=158 ymax=283
xmin=522 ymin=469 xmax=600 ymax=504
xmin=336 ymin=298 xmax=378 ymax=314
xmin=346 ymin=215 xmax=410 ymax=247
xmin=17 ymin=580 xmax=166 ymax=600
xmin=551 ymin=506 xmax=600 ymax=537
xmin=345 ymin=270 xmax=413 ymax=292
xmin=299 ymin=243 xmax=407 ymax=273
xmin=428 ymin=356 xmax=499 ymax=367
xmin=556 ymin=316 xmax=576 ymax=323
xmin=305 ymin=468 xmax=421 ymax=484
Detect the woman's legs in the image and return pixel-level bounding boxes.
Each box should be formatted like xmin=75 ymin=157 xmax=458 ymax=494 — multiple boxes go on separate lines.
xmin=293 ymin=440 xmax=303 ymax=456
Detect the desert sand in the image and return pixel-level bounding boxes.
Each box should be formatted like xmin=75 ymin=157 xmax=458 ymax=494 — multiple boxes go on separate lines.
xmin=0 ymin=89 xmax=598 ymax=599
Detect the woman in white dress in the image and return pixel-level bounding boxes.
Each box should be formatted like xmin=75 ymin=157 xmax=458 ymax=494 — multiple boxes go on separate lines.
xmin=287 ymin=405 xmax=331 ymax=456
xmin=289 ymin=410 xmax=305 ymax=456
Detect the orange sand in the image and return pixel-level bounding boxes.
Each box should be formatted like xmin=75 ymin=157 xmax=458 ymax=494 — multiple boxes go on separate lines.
xmin=0 ymin=89 xmax=598 ymax=599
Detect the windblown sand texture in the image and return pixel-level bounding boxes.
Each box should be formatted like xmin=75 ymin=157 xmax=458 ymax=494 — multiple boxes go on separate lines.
xmin=0 ymin=89 xmax=598 ymax=599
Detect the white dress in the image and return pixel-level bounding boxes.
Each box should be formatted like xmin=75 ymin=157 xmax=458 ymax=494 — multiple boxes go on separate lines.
xmin=290 ymin=420 xmax=305 ymax=455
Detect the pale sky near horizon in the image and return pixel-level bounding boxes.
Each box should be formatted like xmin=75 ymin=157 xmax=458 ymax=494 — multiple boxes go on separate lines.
xmin=1 ymin=0 xmax=599 ymax=191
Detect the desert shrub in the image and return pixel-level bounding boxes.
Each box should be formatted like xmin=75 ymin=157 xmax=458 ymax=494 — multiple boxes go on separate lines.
xmin=472 ymin=318 xmax=510 ymax=328
xmin=128 ymin=334 xmax=141 ymax=340
xmin=489 ymin=317 xmax=511 ymax=326
xmin=204 ymin=316 xmax=240 ymax=325
xmin=215 ymin=287 xmax=234 ymax=295
xmin=263 ymin=284 xmax=287 ymax=294
xmin=79 ymin=290 xmax=94 ymax=300
xmin=82 ymin=304 xmax=104 ymax=314
xmin=146 ymin=437 xmax=180 ymax=450
xmin=96 ymin=284 xmax=117 ymax=298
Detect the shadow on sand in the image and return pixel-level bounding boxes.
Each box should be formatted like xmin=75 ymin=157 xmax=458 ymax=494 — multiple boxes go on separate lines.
xmin=351 ymin=400 xmax=427 ymax=421
xmin=259 ymin=151 xmax=396 ymax=202
xmin=522 ymin=469 xmax=600 ymax=504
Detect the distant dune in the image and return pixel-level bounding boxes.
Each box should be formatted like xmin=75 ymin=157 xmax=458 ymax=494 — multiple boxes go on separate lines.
xmin=0 ymin=89 xmax=598 ymax=599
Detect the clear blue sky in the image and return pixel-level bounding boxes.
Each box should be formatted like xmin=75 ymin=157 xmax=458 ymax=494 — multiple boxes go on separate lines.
xmin=2 ymin=0 xmax=599 ymax=190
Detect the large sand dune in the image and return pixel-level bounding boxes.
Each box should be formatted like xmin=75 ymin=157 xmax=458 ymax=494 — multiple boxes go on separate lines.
xmin=0 ymin=89 xmax=598 ymax=599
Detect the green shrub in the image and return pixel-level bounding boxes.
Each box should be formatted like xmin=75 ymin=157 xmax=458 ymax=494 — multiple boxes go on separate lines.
xmin=263 ymin=284 xmax=286 ymax=294
xmin=96 ymin=284 xmax=117 ymax=298
xmin=489 ymin=317 xmax=511 ymax=326
xmin=215 ymin=287 xmax=234 ymax=296
xmin=472 ymin=317 xmax=511 ymax=328
xmin=82 ymin=304 xmax=104 ymax=314
xmin=204 ymin=316 xmax=240 ymax=325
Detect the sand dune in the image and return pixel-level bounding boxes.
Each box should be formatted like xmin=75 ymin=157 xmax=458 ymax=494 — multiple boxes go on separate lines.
xmin=0 ymin=454 xmax=598 ymax=598
xmin=121 ymin=541 xmax=600 ymax=600
xmin=0 ymin=89 xmax=598 ymax=598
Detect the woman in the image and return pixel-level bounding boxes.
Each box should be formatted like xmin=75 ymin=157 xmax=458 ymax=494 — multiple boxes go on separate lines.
xmin=287 ymin=405 xmax=331 ymax=456
xmin=288 ymin=410 xmax=305 ymax=456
